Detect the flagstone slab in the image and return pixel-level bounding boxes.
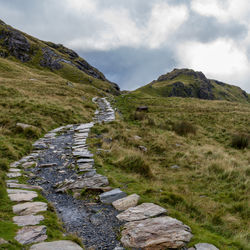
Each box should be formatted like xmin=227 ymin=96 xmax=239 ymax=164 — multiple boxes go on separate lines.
xmin=13 ymin=202 xmax=47 ymax=215
xmin=13 ymin=215 xmax=44 ymax=226
xmin=30 ymin=240 xmax=83 ymax=250
xmin=7 ymin=189 xmax=38 ymax=202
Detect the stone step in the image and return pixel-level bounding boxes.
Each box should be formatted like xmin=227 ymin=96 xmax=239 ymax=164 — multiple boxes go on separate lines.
xmin=30 ymin=240 xmax=83 ymax=250
xmin=116 ymin=203 xmax=167 ymax=222
xmin=6 ymin=182 xmax=43 ymax=191
xmin=13 ymin=202 xmax=47 ymax=215
xmin=13 ymin=215 xmax=44 ymax=226
xmin=99 ymin=188 xmax=127 ymax=204
xmin=15 ymin=226 xmax=47 ymax=245
xmin=112 ymin=194 xmax=140 ymax=211
xmin=7 ymin=172 xmax=22 ymax=178
xmin=7 ymin=189 xmax=38 ymax=202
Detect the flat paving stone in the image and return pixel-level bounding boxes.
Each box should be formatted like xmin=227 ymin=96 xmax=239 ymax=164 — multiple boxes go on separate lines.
xmin=15 ymin=226 xmax=47 ymax=245
xmin=13 ymin=202 xmax=47 ymax=215
xmin=7 ymin=189 xmax=38 ymax=202
xmin=117 ymin=203 xmax=167 ymax=222
xmin=13 ymin=215 xmax=44 ymax=226
xmin=30 ymin=240 xmax=83 ymax=250
xmin=9 ymin=168 xmax=21 ymax=172
xmin=22 ymin=161 xmax=37 ymax=169
xmin=192 ymin=243 xmax=219 ymax=250
xmin=99 ymin=188 xmax=127 ymax=204
xmin=6 ymin=183 xmax=43 ymax=191
xmin=7 ymin=172 xmax=22 ymax=178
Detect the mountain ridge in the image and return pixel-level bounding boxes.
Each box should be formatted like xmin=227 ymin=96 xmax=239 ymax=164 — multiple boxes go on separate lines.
xmin=137 ymin=68 xmax=249 ymax=103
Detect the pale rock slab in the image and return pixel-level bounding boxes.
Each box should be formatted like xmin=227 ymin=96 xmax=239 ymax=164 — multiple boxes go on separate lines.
xmin=6 ymin=182 xmax=43 ymax=191
xmin=117 ymin=203 xmax=167 ymax=222
xmin=7 ymin=189 xmax=38 ymax=202
xmin=7 ymin=172 xmax=21 ymax=178
xmin=112 ymin=194 xmax=140 ymax=211
xmin=9 ymin=168 xmax=21 ymax=172
xmin=13 ymin=202 xmax=47 ymax=215
xmin=192 ymin=243 xmax=219 ymax=250
xmin=0 ymin=238 xmax=8 ymax=245
xmin=13 ymin=215 xmax=44 ymax=226
xmin=15 ymin=226 xmax=47 ymax=245
xmin=22 ymin=161 xmax=37 ymax=169
xmin=99 ymin=188 xmax=127 ymax=204
xmin=121 ymin=216 xmax=192 ymax=249
xmin=30 ymin=240 xmax=83 ymax=250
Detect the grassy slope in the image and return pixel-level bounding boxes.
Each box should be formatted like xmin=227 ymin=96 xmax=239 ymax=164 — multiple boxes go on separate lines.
xmin=138 ymin=72 xmax=250 ymax=103
xmin=0 ymin=56 xmax=112 ymax=248
xmin=89 ymin=92 xmax=250 ymax=249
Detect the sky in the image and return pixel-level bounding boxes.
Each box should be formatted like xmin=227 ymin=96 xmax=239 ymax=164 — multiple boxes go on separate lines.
xmin=0 ymin=0 xmax=250 ymax=92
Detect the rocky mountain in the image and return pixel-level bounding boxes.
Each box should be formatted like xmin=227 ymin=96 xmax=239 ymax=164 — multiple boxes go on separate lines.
xmin=0 ymin=19 xmax=119 ymax=94
xmin=137 ymin=68 xmax=249 ymax=103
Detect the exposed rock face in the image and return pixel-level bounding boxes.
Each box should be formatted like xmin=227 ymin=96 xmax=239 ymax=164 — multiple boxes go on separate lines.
xmin=40 ymin=47 xmax=63 ymax=70
xmin=30 ymin=240 xmax=83 ymax=250
xmin=13 ymin=215 xmax=44 ymax=226
xmin=121 ymin=216 xmax=193 ymax=249
xmin=15 ymin=226 xmax=47 ymax=245
xmin=117 ymin=203 xmax=167 ymax=222
xmin=112 ymin=194 xmax=140 ymax=211
xmin=0 ymin=26 xmax=30 ymax=62
xmin=13 ymin=202 xmax=47 ymax=215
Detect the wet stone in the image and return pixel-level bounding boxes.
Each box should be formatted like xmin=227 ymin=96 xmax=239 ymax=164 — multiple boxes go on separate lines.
xmin=99 ymin=188 xmax=127 ymax=204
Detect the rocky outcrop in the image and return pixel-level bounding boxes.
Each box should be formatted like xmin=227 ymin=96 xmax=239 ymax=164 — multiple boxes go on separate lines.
xmin=121 ymin=216 xmax=193 ymax=249
xmin=0 ymin=24 xmax=30 ymax=62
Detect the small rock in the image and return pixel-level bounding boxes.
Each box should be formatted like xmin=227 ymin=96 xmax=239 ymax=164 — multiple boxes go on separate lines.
xmin=112 ymin=194 xmax=140 ymax=211
xmin=15 ymin=226 xmax=47 ymax=245
xmin=13 ymin=215 xmax=44 ymax=226
xmin=0 ymin=238 xmax=8 ymax=245
xmin=16 ymin=123 xmax=34 ymax=130
xmin=99 ymin=188 xmax=127 ymax=204
xmin=33 ymin=142 xmax=47 ymax=150
xmin=117 ymin=203 xmax=167 ymax=222
xmin=7 ymin=189 xmax=38 ymax=202
xmin=121 ymin=216 xmax=192 ymax=249
xmin=138 ymin=145 xmax=147 ymax=152
xmin=193 ymin=243 xmax=219 ymax=250
xmin=30 ymin=240 xmax=83 ymax=250
xmin=39 ymin=163 xmax=57 ymax=168
xmin=136 ymin=106 xmax=148 ymax=112
xmin=170 ymin=165 xmax=181 ymax=170
xmin=13 ymin=202 xmax=47 ymax=215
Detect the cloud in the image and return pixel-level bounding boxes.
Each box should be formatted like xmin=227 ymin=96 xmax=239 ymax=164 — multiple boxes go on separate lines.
xmin=66 ymin=1 xmax=189 ymax=51
xmin=176 ymin=39 xmax=250 ymax=90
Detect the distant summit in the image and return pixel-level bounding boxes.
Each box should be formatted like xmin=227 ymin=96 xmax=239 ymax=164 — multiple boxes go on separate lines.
xmin=137 ymin=68 xmax=249 ymax=103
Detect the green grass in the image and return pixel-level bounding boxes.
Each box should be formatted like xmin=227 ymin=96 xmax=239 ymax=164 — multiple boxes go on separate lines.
xmin=88 ymin=93 xmax=250 ymax=249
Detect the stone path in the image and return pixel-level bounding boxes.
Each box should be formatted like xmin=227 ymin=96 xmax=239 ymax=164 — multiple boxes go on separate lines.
xmin=5 ymin=97 xmax=219 ymax=249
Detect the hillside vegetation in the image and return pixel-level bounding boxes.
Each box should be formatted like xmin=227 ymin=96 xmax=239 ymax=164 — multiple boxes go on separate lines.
xmin=137 ymin=68 xmax=250 ymax=103
xmin=0 ymin=20 xmax=118 ymax=248
xmin=89 ymin=92 xmax=250 ymax=249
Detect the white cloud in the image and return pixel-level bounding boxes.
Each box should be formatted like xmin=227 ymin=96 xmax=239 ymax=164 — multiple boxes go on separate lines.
xmin=191 ymin=0 xmax=250 ymax=24
xmin=66 ymin=1 xmax=188 ymax=50
xmin=176 ymin=39 xmax=250 ymax=90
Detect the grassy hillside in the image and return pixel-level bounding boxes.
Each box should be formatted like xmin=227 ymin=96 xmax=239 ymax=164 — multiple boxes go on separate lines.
xmin=137 ymin=68 xmax=250 ymax=103
xmin=0 ymin=28 xmax=117 ymax=249
xmin=89 ymin=92 xmax=250 ymax=249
